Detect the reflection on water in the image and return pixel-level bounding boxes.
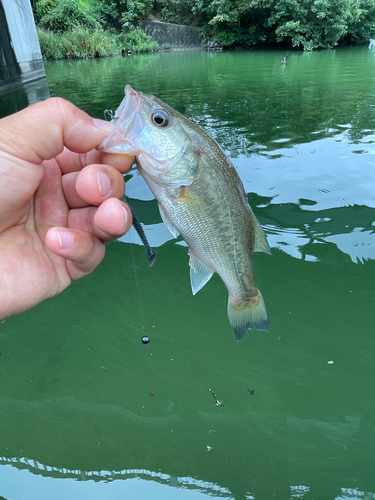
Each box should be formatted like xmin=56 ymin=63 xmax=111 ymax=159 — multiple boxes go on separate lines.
xmin=1 ymin=46 xmax=375 ymax=499
xmin=0 ymin=460 xmax=234 ymax=500
xmin=121 ymin=131 xmax=375 ymax=265
xmin=1 ymin=458 xmax=374 ymax=500
xmin=0 ymin=77 xmax=50 ymax=118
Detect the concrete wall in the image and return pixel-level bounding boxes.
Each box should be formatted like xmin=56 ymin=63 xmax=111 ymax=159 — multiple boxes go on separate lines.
xmin=0 ymin=0 xmax=46 ymax=89
xmin=141 ymin=21 xmax=204 ymax=49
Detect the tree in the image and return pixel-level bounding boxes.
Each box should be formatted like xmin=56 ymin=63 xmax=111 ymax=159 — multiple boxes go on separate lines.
xmin=268 ymin=0 xmax=373 ymax=50
xmin=202 ymin=0 xmax=375 ymax=49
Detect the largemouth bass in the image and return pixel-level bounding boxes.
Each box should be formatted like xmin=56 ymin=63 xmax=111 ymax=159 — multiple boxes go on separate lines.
xmin=99 ymin=85 xmax=271 ymax=340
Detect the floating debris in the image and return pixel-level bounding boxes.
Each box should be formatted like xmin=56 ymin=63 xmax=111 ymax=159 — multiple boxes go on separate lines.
xmin=327 ymin=360 xmax=334 ymax=364
xmin=209 ymin=388 xmax=224 ymax=407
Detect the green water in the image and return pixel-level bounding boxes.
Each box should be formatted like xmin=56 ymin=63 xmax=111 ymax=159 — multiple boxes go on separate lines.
xmin=1 ymin=47 xmax=375 ymax=499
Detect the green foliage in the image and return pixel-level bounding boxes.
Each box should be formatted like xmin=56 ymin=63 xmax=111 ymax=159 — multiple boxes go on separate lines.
xmin=121 ymin=0 xmax=154 ymax=27
xmin=117 ymin=27 xmax=159 ymax=52
xmin=37 ymin=25 xmax=158 ymax=59
xmin=34 ymin=0 xmax=375 ymax=54
xmin=34 ymin=0 xmax=158 ymax=59
xmin=37 ymin=26 xmax=119 ymax=58
xmin=153 ymin=0 xmax=210 ymax=26
xmin=35 ymin=0 xmax=105 ymax=32
xmin=204 ymin=1 xmax=269 ymax=46
xmin=267 ymin=0 xmax=364 ymax=49
xmin=37 ymin=27 xmax=65 ymax=59
xmin=346 ymin=0 xmax=375 ymax=44
xmin=34 ymin=0 xmax=56 ymax=21
xmin=201 ymin=0 xmax=375 ymax=49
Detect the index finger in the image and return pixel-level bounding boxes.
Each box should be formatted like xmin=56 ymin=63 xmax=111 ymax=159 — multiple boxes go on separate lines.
xmin=56 ymin=147 xmax=134 ymax=175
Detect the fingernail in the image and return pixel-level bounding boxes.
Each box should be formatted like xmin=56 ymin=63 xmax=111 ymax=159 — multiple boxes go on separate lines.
xmin=97 ymin=171 xmax=111 ymax=197
xmin=57 ymin=230 xmax=74 ymax=249
xmin=93 ymin=118 xmax=114 ymax=132
xmin=123 ymin=205 xmax=130 ymax=230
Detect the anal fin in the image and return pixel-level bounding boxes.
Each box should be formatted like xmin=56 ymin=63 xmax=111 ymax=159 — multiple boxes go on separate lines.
xmin=189 ymin=253 xmax=213 ymax=295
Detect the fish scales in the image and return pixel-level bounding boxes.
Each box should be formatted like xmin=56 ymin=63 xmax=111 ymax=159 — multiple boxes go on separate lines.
xmin=99 ymin=85 xmax=271 ymax=340
xmin=171 ymin=145 xmax=254 ymax=288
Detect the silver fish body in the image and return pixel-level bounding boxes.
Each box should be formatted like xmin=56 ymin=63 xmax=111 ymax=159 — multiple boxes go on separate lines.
xmin=99 ymin=85 xmax=271 ymax=340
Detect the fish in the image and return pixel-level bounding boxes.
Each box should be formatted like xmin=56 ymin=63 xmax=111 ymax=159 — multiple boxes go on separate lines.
xmin=99 ymin=85 xmax=271 ymax=340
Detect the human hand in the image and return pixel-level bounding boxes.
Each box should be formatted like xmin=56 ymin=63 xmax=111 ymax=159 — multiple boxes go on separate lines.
xmin=0 ymin=97 xmax=133 ymax=319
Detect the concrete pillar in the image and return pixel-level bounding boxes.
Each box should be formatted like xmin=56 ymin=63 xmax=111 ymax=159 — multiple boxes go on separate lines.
xmin=0 ymin=0 xmax=46 ymax=89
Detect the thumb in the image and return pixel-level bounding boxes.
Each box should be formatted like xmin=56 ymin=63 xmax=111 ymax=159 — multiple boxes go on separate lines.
xmin=0 ymin=97 xmax=114 ymax=165
xmin=0 ymin=98 xmax=114 ymax=229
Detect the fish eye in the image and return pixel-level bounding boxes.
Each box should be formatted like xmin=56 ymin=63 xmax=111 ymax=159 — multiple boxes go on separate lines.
xmin=151 ymin=109 xmax=170 ymax=128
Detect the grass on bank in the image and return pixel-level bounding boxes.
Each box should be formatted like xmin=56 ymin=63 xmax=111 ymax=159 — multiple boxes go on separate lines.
xmin=37 ymin=25 xmax=159 ymax=59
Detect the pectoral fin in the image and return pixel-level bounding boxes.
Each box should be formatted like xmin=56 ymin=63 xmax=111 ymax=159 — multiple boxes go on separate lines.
xmin=189 ymin=254 xmax=213 ymax=295
xmin=158 ymin=203 xmax=179 ymax=238
xmin=253 ymin=217 xmax=272 ymax=255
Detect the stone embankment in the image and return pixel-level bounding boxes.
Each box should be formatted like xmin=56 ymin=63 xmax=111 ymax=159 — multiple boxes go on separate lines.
xmin=140 ymin=21 xmax=205 ymax=50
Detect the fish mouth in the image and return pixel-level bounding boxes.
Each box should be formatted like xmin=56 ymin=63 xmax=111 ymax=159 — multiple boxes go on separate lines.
xmin=113 ymin=84 xmax=140 ymax=126
xmin=98 ymin=84 xmax=141 ymax=153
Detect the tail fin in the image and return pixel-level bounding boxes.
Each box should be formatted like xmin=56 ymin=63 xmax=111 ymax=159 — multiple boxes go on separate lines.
xmin=227 ymin=290 xmax=269 ymax=340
